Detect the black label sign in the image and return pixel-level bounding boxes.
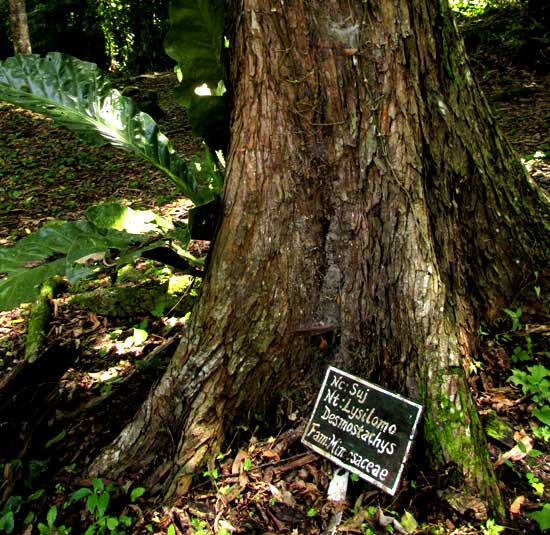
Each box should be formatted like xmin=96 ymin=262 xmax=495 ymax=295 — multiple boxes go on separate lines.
xmin=302 ymin=366 xmax=422 ymax=495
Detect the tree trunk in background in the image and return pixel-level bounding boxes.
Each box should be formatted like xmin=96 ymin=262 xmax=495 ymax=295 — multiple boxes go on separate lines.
xmin=91 ymin=0 xmax=550 ymax=515
xmin=8 ymin=0 xmax=31 ymax=54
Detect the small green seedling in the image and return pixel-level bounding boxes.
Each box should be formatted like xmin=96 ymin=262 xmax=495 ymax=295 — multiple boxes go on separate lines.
xmin=37 ymin=506 xmax=71 ymax=535
xmin=503 ymin=308 xmax=522 ymax=331
xmin=70 ymin=478 xmax=135 ymax=534
xmin=481 ymin=518 xmax=505 ymax=535
xmin=526 ymin=472 xmax=544 ymax=495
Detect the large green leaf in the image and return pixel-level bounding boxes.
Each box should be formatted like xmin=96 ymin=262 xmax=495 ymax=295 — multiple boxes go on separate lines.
xmin=0 ymin=257 xmax=67 ymax=312
xmin=529 ymin=503 xmax=550 ymax=531
xmin=533 ymin=405 xmax=550 ymax=426
xmin=164 ymin=0 xmax=225 ymax=94
xmin=0 ymin=52 xmax=215 ymax=204
xmin=164 ymin=0 xmax=229 ymax=150
xmin=85 ymin=202 xmax=172 ymax=234
xmin=0 ymin=203 xmax=191 ymax=311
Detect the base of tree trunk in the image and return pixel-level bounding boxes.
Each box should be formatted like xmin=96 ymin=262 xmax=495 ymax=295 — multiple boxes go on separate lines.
xmin=89 ymin=0 xmax=550 ymax=520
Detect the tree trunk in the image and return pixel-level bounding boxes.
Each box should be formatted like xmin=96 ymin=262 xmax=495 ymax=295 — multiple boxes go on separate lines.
xmin=8 ymin=0 xmax=32 ymax=55
xmin=90 ymin=0 xmax=550 ymax=516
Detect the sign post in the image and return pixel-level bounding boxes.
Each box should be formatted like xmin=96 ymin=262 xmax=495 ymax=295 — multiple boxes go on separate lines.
xmin=302 ymin=366 xmax=423 ymax=496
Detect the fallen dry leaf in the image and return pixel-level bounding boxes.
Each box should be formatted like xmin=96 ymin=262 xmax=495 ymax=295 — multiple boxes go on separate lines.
xmin=268 ymin=481 xmax=296 ymax=507
xmin=263 ymin=466 xmax=274 ymax=484
xmin=495 ymin=432 xmax=533 ymax=466
xmin=489 ymin=389 xmax=518 ymax=411
xmin=239 ymin=470 xmax=249 ymax=488
xmin=375 ymin=507 xmax=407 ymax=535
xmin=88 ymin=311 xmax=101 ymax=330
xmin=510 ymin=495 xmax=526 ymax=514
xmin=262 ymin=448 xmax=281 ymax=461
xmin=231 ymin=449 xmax=248 ymax=475
xmin=174 ymin=474 xmax=193 ymax=496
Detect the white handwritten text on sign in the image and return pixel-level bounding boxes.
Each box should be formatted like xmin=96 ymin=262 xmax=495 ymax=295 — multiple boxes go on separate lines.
xmin=302 ymin=366 xmax=423 ymax=495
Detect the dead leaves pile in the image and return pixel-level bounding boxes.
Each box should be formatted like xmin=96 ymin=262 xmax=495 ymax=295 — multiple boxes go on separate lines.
xmin=145 ymin=427 xmax=421 ymax=535
xmin=161 ymin=428 xmax=329 ymax=534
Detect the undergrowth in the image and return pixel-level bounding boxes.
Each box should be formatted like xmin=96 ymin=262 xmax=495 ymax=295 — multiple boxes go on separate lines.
xmin=452 ymin=0 xmax=550 ymax=71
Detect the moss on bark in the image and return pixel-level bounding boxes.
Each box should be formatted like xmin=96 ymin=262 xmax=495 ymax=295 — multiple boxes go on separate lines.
xmin=24 ymin=276 xmax=66 ymax=363
xmin=70 ymin=276 xmax=198 ymax=317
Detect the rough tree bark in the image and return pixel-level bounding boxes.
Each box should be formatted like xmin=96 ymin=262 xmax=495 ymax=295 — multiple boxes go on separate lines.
xmin=7 ymin=0 xmax=32 ymax=54
xmin=90 ymin=0 xmax=550 ymax=515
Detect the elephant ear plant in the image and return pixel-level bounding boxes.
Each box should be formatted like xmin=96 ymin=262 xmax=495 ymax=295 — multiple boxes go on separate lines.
xmin=0 ymin=53 xmax=220 ymax=203
xmin=164 ymin=0 xmax=228 ymax=151
xmin=0 ymin=52 xmax=225 ymax=310
xmin=0 ymin=1 xmax=228 ymax=311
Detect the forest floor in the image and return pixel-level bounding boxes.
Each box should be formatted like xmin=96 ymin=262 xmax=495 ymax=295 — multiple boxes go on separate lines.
xmin=1 ymin=6 xmax=550 ymax=535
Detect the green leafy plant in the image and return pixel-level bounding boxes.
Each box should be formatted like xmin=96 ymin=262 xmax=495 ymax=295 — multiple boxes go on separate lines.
xmin=164 ymin=0 xmax=228 ymax=150
xmin=0 ymin=0 xmax=229 ymax=312
xmin=189 ymin=517 xmax=231 ymax=535
xmin=0 ymin=491 xmax=50 ymax=534
xmin=0 ymin=496 xmax=22 ymax=534
xmin=125 ymin=319 xmax=149 ymax=347
xmin=69 ymin=478 xmax=138 ymax=535
xmin=70 ymin=478 xmax=111 ymax=519
xmin=503 ymin=307 xmax=523 ymax=331
xmin=129 ymin=487 xmax=145 ymax=502
xmin=190 ymin=517 xmax=210 ymax=535
xmin=37 ymin=506 xmax=71 ymax=535
xmin=508 ymin=364 xmax=550 ymax=426
xmin=508 ymin=364 xmax=550 ymax=403
xmin=511 ymin=335 xmax=533 ymax=362
xmin=0 ymin=459 xmax=50 ymax=534
xmin=480 ymin=517 xmax=505 ymax=535
xmin=533 ymin=424 xmax=550 ymax=441
xmin=203 ymin=468 xmax=219 ymax=482
xmin=0 ymin=53 xmax=214 ymax=204
xmin=0 ymin=201 xmax=194 ymax=310
xmin=526 ymin=472 xmax=544 ymax=495
xmin=502 ymin=304 xmax=550 ymax=445
xmin=529 ymin=503 xmax=550 ymax=531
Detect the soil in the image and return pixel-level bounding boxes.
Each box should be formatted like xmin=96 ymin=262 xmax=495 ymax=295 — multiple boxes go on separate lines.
xmin=1 ymin=12 xmax=550 ymax=535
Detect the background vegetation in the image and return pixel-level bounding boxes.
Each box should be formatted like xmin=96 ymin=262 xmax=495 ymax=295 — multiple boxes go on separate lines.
xmin=1 ymin=0 xmax=172 ymax=73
